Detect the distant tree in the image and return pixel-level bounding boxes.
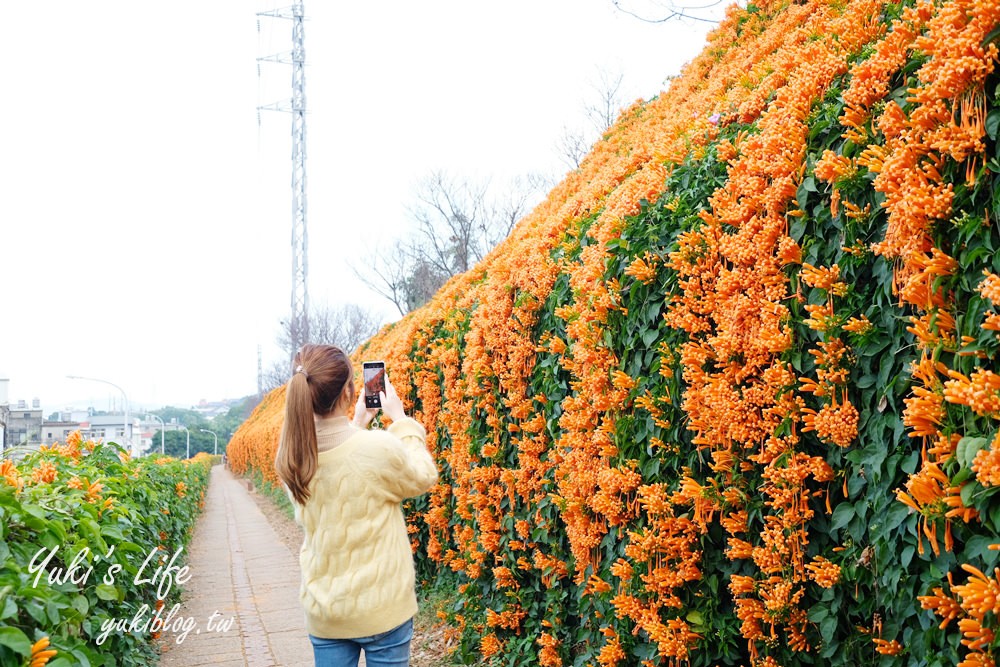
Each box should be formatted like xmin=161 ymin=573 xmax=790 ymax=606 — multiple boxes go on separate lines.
xmin=155 ymin=430 xmax=216 ymax=459
xmin=354 ymin=240 xmax=415 ymax=317
xmin=355 ymin=170 xmax=547 ymax=315
xmin=211 ymin=396 xmax=260 ymax=444
xmin=263 ymin=303 xmax=384 ymax=392
xmin=276 ymin=303 xmax=383 ymax=357
xmin=610 ymin=0 xmax=726 ymax=23
xmin=153 ymin=407 xmax=207 ymax=430
xmin=556 ymin=68 xmax=627 ymax=170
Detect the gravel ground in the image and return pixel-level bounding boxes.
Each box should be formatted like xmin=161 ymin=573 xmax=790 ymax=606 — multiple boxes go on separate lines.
xmin=247 ymin=485 xmax=454 ymax=667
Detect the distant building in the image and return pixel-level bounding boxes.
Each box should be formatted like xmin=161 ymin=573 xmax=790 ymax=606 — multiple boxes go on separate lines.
xmin=78 ymin=414 xmax=145 ymax=453
xmin=5 ymin=399 xmax=43 ymax=449
xmin=41 ymin=421 xmax=82 ymax=446
xmin=0 ymin=377 xmax=8 ymax=454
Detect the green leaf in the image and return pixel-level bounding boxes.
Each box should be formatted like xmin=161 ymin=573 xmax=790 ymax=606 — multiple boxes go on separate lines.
xmin=808 ymin=605 xmax=829 ymax=623
xmin=0 ymin=595 xmax=16 ymax=621
xmin=953 ymin=467 xmax=972 ymax=486
xmin=820 ymin=614 xmax=837 ymax=643
xmin=989 ymin=502 xmax=1000 ymax=532
xmin=0 ymin=626 xmax=31 ymax=656
xmin=831 ymin=503 xmax=854 ymax=531
xmin=987 ymin=108 xmax=1000 ymax=141
xmin=685 ymin=610 xmax=704 ymax=626
xmin=100 ymin=524 xmax=126 ymax=541
xmin=965 ymin=535 xmax=997 ymax=564
xmin=984 ymin=24 xmax=1000 ymax=48
xmin=641 ymin=327 xmax=659 ymax=347
xmin=962 ymin=481 xmax=980 ymax=508
xmin=95 ymin=583 xmax=119 ymax=601
xmin=957 ymin=437 xmax=990 ymax=469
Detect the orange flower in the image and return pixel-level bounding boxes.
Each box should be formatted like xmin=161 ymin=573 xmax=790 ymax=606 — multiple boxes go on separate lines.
xmin=624 ymin=253 xmax=658 ymax=284
xmin=28 ymin=637 xmax=58 ymax=666
xmin=944 ymin=369 xmax=1000 ymax=417
xmin=980 ymin=271 xmax=1000 ymax=304
xmin=480 ymin=633 xmax=502 ymax=658
xmin=803 ymin=401 xmax=859 ymax=448
xmin=799 ymin=263 xmax=845 ymax=294
xmin=805 ymin=556 xmax=841 ymax=588
xmin=814 ymin=150 xmax=855 ymax=183
xmin=597 ymin=634 xmax=627 ymax=667
xmin=842 ymin=315 xmax=872 ymax=334
xmin=0 ymin=460 xmax=22 ymax=491
xmin=872 ymin=638 xmax=903 ymax=655
xmin=30 ymin=461 xmax=57 ymax=485
xmin=86 ymin=480 xmax=105 ymax=503
xmin=537 ymin=632 xmax=562 ymax=667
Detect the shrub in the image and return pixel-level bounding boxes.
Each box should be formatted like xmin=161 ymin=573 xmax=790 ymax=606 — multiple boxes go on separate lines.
xmin=0 ymin=435 xmax=211 ymax=666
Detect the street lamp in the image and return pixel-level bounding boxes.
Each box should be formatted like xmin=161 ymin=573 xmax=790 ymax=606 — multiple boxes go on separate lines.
xmin=179 ymin=425 xmax=190 ymax=460
xmin=67 ymin=375 xmax=131 ymax=455
xmin=199 ymin=428 xmax=218 ymax=456
xmin=0 ymin=376 xmax=8 ymax=458
xmin=145 ymin=414 xmax=165 ymax=455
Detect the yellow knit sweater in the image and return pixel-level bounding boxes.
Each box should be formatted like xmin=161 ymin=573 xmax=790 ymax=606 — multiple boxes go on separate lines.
xmin=294 ymin=415 xmax=438 ymax=639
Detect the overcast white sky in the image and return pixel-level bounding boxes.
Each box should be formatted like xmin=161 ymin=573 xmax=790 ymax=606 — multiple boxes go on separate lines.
xmin=0 ymin=1 xmax=727 ymax=413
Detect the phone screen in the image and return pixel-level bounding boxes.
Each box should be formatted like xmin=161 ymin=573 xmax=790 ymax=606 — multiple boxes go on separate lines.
xmin=363 ymin=362 xmax=385 ymax=409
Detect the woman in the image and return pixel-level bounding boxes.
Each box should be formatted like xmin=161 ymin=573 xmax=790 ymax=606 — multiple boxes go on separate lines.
xmin=274 ymin=344 xmax=438 ymax=667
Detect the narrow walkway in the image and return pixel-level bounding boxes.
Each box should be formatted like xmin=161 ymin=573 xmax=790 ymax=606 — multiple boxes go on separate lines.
xmin=158 ymin=465 xmax=317 ymax=667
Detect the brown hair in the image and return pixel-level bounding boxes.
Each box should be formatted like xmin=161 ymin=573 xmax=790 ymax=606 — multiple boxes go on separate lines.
xmin=274 ymin=344 xmax=354 ymax=504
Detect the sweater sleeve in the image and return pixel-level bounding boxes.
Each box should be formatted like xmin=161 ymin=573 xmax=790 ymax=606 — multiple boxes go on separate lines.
xmin=363 ymin=417 xmax=438 ymax=502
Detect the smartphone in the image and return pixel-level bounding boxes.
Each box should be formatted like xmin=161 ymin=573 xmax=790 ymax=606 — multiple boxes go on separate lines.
xmin=362 ymin=361 xmax=386 ymax=409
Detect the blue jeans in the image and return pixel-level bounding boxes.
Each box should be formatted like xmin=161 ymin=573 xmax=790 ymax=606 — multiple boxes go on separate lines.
xmin=309 ymin=618 xmax=413 ymax=667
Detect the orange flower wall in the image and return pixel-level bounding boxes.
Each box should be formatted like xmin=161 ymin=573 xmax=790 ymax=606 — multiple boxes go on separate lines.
xmin=229 ymin=0 xmax=1000 ymax=663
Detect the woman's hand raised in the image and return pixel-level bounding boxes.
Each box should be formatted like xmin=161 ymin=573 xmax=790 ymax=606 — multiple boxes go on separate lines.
xmin=379 ymin=375 xmax=407 ymax=423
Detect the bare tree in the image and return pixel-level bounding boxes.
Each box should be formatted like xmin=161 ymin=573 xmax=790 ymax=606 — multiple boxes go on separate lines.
xmin=353 ymin=240 xmax=414 ymax=317
xmin=264 ymin=302 xmax=384 ymax=392
xmin=556 ymin=127 xmax=591 ymax=170
xmin=353 ymin=170 xmax=546 ymax=315
xmin=585 ymin=69 xmax=625 ymax=136
xmin=611 ymin=0 xmax=728 ymax=23
xmin=556 ymin=69 xmax=627 ymax=170
xmin=409 ymin=171 xmax=493 ymax=277
xmin=262 ymin=360 xmax=292 ymax=394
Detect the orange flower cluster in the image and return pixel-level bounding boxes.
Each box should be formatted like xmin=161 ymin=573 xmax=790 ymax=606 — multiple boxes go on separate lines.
xmin=537 ymin=632 xmax=562 ymax=667
xmin=0 ymin=459 xmax=23 ymax=491
xmin=660 ymin=1 xmax=891 ymax=658
xmin=832 ymin=0 xmax=1000 ymax=659
xmin=944 ymin=369 xmax=1000 ymax=417
xmin=624 ymin=253 xmax=660 ymax=285
xmin=28 ymin=636 xmax=58 ymax=667
xmin=227 ymin=386 xmax=287 ymax=483
xmin=921 ymin=564 xmax=1000 ymax=664
xmin=226 ymin=0 xmax=1000 ymax=662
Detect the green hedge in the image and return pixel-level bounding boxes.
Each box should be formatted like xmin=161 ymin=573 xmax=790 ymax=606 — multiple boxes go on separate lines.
xmin=0 ymin=441 xmax=211 ymax=666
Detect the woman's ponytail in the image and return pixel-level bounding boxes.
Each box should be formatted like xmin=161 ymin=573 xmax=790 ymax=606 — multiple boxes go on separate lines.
xmin=276 ymin=370 xmax=319 ymax=504
xmin=274 ymin=344 xmax=352 ymax=505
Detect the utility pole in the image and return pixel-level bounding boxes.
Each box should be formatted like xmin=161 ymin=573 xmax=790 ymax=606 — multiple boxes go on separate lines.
xmin=258 ymin=1 xmax=309 ymax=362
xmin=0 ymin=376 xmax=9 ymax=458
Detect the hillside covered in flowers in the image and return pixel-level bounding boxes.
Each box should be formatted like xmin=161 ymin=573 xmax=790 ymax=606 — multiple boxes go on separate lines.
xmin=227 ymin=0 xmax=1000 ymax=663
